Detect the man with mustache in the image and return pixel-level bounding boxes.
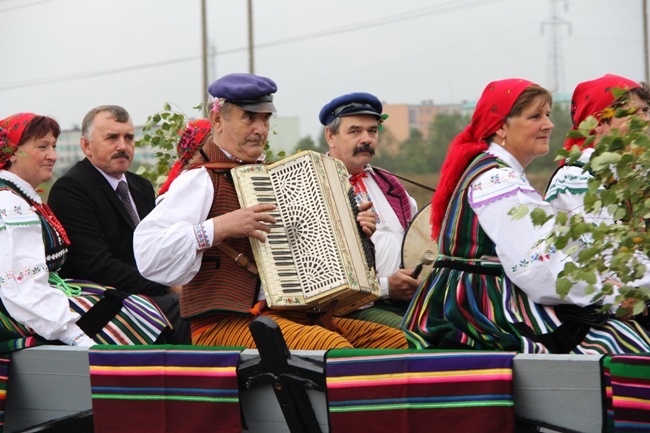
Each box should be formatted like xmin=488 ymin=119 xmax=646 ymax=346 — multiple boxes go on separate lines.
xmin=320 ymin=93 xmax=420 ymax=328
xmin=48 ymin=105 xmax=190 ymax=343
xmin=133 ymin=74 xmax=408 ymax=350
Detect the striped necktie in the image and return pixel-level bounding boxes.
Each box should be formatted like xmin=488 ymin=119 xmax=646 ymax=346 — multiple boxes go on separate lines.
xmin=116 ymin=180 xmax=140 ymax=225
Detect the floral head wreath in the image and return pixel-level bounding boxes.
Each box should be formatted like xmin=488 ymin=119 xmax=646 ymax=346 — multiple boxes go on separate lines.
xmin=211 ymin=98 xmax=226 ymax=114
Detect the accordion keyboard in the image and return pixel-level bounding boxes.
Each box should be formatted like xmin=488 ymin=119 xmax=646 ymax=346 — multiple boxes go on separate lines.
xmin=244 ymin=174 xmax=302 ymax=294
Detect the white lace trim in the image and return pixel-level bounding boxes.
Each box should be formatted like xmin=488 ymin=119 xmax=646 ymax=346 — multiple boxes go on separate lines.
xmin=0 ymin=171 xmax=42 ymax=203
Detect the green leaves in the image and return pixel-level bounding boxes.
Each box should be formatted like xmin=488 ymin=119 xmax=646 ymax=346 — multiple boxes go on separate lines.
xmin=134 ymin=103 xmax=192 ymax=189
xmin=508 ymin=204 xmax=530 ymax=220
xmin=530 ymin=101 xmax=650 ymax=310
xmin=134 ymin=102 xmax=293 ymax=192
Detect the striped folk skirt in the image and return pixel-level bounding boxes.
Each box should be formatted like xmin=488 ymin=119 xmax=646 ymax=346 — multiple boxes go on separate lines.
xmin=403 ymin=264 xmax=650 ymax=354
xmin=0 ymin=280 xmax=169 ymax=353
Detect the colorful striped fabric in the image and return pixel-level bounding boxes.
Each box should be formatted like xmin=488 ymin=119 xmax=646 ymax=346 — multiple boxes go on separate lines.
xmin=603 ymin=354 xmax=650 ymax=432
xmin=68 ymin=280 xmax=170 ymax=345
xmin=402 ymin=154 xmax=566 ymax=353
xmin=89 ymin=345 xmax=243 ymax=433
xmin=0 ymin=356 xmax=8 ymax=433
xmin=326 ymin=349 xmax=516 ymax=433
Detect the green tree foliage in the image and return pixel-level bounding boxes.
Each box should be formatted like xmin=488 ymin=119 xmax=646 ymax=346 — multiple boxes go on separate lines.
xmin=427 ymin=111 xmax=471 ymax=173
xmin=135 ymin=103 xmax=285 ymax=191
xmin=512 ymin=99 xmax=650 ymax=315
xmin=134 ymin=102 xmax=195 ymax=187
xmin=292 ymin=133 xmax=328 ymax=154
xmin=373 ymin=111 xmax=470 ymax=175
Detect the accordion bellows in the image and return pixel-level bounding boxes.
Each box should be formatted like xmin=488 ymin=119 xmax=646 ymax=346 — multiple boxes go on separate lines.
xmin=232 ymin=151 xmax=380 ymax=315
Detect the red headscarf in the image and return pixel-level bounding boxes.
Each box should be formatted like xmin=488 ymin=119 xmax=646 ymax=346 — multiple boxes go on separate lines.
xmin=431 ymin=78 xmax=536 ymax=240
xmin=564 ymin=74 xmax=640 ymax=151
xmin=158 ymin=119 xmax=212 ymax=195
xmin=0 ymin=113 xmax=37 ymax=169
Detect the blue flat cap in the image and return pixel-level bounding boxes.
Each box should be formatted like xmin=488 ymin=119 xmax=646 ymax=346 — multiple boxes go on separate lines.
xmin=208 ymin=73 xmax=277 ymax=113
xmin=319 ymin=92 xmax=382 ymax=125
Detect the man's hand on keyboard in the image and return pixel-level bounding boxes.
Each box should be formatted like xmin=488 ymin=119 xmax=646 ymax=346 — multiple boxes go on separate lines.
xmin=213 ymin=204 xmax=277 ymax=243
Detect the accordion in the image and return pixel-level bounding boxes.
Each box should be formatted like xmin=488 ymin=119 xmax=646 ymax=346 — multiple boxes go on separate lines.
xmin=231 ymin=151 xmax=380 ymax=315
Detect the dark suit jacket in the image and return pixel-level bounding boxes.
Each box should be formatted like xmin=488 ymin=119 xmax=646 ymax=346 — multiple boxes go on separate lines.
xmin=48 ymin=158 xmax=167 ymax=296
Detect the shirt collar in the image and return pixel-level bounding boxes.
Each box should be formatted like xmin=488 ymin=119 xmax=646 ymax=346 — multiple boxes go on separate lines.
xmin=218 ymin=146 xmax=267 ymax=164
xmin=0 ymin=170 xmax=42 ymax=203
xmin=487 ymin=142 xmax=524 ymax=174
xmin=89 ymin=163 xmax=127 ymax=190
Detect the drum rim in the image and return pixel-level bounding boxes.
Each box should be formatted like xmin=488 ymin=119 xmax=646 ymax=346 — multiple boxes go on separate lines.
xmin=400 ymin=203 xmax=435 ymax=270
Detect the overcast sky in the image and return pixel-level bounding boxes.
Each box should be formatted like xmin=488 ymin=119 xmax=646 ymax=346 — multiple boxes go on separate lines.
xmin=1 ymin=0 xmax=647 ymax=142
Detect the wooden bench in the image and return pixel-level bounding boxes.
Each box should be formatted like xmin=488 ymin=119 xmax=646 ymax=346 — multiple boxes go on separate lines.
xmin=4 ymin=347 xmax=605 ymax=433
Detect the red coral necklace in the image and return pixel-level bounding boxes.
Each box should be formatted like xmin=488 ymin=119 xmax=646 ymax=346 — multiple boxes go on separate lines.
xmin=31 ymin=201 xmax=71 ymax=246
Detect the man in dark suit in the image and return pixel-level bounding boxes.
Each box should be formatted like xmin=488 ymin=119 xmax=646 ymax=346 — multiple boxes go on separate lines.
xmin=49 ymin=105 xmax=190 ymax=344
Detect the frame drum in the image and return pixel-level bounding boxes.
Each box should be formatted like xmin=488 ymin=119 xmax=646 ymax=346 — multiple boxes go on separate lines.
xmin=401 ymin=203 xmax=438 ymax=277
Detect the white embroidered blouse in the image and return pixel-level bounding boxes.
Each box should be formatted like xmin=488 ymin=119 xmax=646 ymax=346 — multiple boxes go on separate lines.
xmin=0 ymin=171 xmax=92 ymax=346
xmin=469 ymin=144 xmax=621 ymax=310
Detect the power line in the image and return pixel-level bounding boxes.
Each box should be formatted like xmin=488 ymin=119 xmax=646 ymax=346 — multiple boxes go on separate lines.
xmin=0 ymin=0 xmax=506 ymax=91
xmin=541 ymin=0 xmax=571 ymax=93
xmin=0 ymin=54 xmax=200 ymax=91
xmin=0 ymin=0 xmax=61 ymax=12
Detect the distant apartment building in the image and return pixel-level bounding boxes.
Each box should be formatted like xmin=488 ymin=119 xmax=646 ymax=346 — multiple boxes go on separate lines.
xmin=382 ymin=100 xmax=461 ymax=142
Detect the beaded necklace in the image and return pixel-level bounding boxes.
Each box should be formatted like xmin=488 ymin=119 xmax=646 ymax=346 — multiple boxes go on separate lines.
xmin=31 ymin=201 xmax=70 ymax=246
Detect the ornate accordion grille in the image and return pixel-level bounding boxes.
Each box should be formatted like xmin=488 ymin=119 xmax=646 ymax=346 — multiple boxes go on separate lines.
xmin=269 ymin=155 xmax=347 ymax=298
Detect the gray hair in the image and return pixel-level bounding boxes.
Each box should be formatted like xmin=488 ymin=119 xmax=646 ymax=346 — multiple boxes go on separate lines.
xmin=81 ymin=105 xmax=131 ymax=141
xmin=326 ymin=115 xmax=380 ymax=135
xmin=219 ymin=101 xmax=236 ymax=119
xmin=326 ymin=116 xmax=342 ymax=135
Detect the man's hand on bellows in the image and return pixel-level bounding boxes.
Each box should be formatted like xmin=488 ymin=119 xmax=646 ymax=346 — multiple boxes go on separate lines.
xmin=212 ymin=204 xmax=276 ymax=243
xmin=388 ymin=269 xmax=420 ymax=301
xmin=357 ymin=201 xmax=376 ymax=238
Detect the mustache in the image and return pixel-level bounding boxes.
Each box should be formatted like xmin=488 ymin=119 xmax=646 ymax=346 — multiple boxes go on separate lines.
xmin=352 ymin=143 xmax=375 ymax=156
xmin=112 ymin=151 xmax=131 ymax=160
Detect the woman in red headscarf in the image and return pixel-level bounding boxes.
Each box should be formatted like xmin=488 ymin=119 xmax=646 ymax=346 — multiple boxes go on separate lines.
xmin=157 ymin=118 xmax=212 ymax=196
xmin=402 ymin=79 xmax=650 ymax=354
xmin=0 ymin=113 xmax=169 ymax=352
xmin=546 ymin=74 xmax=650 ymax=219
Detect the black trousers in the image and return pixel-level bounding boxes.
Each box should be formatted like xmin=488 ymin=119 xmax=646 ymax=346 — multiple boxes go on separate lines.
xmin=150 ymin=293 xmax=192 ymax=345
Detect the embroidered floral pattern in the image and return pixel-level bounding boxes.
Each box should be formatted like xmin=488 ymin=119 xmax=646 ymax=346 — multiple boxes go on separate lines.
xmin=193 ymin=223 xmax=210 ymax=249
xmin=470 ymin=168 xmax=532 ymax=209
xmin=511 ymin=245 xmax=557 ymax=274
xmin=0 ymin=202 xmax=39 ymax=226
xmin=0 ymin=264 xmax=48 ymax=288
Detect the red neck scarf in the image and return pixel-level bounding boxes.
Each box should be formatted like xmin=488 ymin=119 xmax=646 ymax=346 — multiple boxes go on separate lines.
xmin=564 ymin=74 xmax=639 ymax=151
xmin=431 ymin=78 xmax=535 ymax=240
xmin=0 ymin=113 xmax=37 ymax=169
xmin=349 ymin=170 xmax=368 ymax=194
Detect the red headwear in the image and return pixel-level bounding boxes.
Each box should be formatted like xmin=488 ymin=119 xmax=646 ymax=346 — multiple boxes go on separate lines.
xmin=0 ymin=113 xmax=37 ymax=169
xmin=564 ymin=74 xmax=640 ymax=151
xmin=431 ymin=78 xmax=536 ymax=240
xmin=158 ymin=119 xmax=212 ymax=195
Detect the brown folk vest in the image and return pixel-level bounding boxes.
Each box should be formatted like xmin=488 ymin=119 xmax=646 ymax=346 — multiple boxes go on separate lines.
xmin=180 ymin=143 xmax=260 ymax=318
